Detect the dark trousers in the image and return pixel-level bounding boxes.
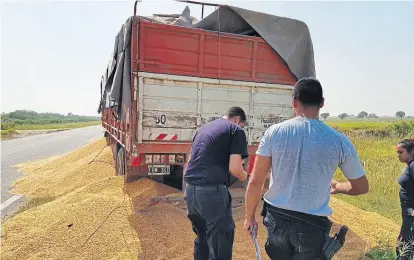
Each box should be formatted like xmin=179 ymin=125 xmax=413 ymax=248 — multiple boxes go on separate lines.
xmin=185 ymin=184 xmax=235 ymax=260
xmin=262 ymin=205 xmax=330 ymax=260
xmin=396 ymin=215 xmax=414 ymax=260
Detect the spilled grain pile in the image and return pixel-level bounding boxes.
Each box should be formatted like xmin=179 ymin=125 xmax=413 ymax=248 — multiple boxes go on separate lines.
xmin=1 ymin=138 xmax=399 ymax=260
xmin=12 ymin=139 xmax=115 ymax=199
xmin=2 ymin=177 xmax=140 ymax=259
xmin=1 ymin=139 xmax=141 ymax=260
xmin=127 ymin=183 xmax=267 ymax=260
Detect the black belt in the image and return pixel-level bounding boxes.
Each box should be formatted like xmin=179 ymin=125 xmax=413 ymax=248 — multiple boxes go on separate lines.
xmin=262 ymin=201 xmax=332 ymax=232
xmin=185 ymin=183 xmax=227 ymax=191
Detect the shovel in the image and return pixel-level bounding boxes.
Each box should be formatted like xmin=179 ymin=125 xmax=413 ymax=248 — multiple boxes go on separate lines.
xmin=250 ymin=224 xmax=262 ymax=260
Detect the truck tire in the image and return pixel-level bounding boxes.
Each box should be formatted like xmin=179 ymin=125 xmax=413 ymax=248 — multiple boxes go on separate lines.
xmin=163 ymin=166 xmax=183 ymax=190
xmin=116 ymin=147 xmax=125 ymax=176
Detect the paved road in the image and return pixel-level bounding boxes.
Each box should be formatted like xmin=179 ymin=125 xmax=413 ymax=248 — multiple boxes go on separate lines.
xmin=1 ymin=125 xmax=104 ymax=219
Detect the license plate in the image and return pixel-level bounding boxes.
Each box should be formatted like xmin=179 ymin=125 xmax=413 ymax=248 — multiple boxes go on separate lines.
xmin=148 ymin=165 xmax=170 ymax=175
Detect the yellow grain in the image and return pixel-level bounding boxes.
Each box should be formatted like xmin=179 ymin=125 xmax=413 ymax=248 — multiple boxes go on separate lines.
xmin=1 ymin=138 xmax=400 ymax=260
xmin=12 ymin=139 xmax=114 ymax=199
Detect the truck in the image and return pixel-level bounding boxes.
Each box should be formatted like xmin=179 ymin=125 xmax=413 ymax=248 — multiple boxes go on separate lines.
xmin=98 ymin=0 xmax=316 ymax=190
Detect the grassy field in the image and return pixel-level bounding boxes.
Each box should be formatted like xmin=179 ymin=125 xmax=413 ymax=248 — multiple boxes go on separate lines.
xmin=7 ymin=121 xmax=101 ymax=130
xmin=326 ymin=119 xmax=413 ymax=258
xmin=325 ymin=119 xmax=414 ymax=225
xmin=333 ymin=134 xmax=403 ymax=223
xmin=0 ymin=121 xmax=101 ymax=140
xmin=326 ymin=119 xmax=414 ymax=136
xmin=327 ymin=121 xmax=392 ymax=131
xmin=1 ymin=110 xmax=101 ymax=140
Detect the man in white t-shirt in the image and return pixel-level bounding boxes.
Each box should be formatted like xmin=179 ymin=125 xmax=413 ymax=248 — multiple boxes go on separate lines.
xmin=243 ymin=78 xmax=369 ymax=259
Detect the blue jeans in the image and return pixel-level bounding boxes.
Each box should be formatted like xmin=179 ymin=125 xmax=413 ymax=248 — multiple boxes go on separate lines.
xmin=185 ymin=184 xmax=235 ymax=260
xmin=262 ymin=206 xmax=329 ymax=260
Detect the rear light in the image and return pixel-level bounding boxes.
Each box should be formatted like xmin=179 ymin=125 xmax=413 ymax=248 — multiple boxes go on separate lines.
xmin=168 ymin=155 xmax=176 ymax=164
xmin=129 ymin=143 xmax=141 ymax=166
xmin=131 ymin=156 xmax=140 ymax=166
xmin=145 ymin=155 xmax=153 ymax=164
xmin=160 ymin=155 xmax=169 ymax=164
xmin=153 ymin=155 xmax=161 ymax=164
xmin=132 ymin=143 xmax=138 ymax=157
xmin=176 ymin=154 xmax=185 ymax=164
xmin=142 ymin=154 xmax=186 ymax=165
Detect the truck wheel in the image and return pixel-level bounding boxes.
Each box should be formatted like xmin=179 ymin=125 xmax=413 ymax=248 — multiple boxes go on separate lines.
xmin=163 ymin=166 xmax=183 ymax=190
xmin=116 ymin=147 xmax=125 ymax=176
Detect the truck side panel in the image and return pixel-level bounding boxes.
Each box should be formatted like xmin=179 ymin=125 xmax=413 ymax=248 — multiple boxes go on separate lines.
xmin=138 ymin=21 xmax=297 ymax=85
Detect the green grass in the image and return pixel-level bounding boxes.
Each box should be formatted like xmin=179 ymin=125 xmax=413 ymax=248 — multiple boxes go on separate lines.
xmin=361 ymin=247 xmax=396 ymax=259
xmin=0 ymin=121 xmax=101 ymax=140
xmin=327 ymin=121 xmax=413 ymax=252
xmin=333 ymin=134 xmax=404 ymax=224
xmin=324 ymin=120 xmax=413 ymax=229
xmin=0 ymin=129 xmax=18 ymax=138
xmin=328 ymin=119 xmax=413 ymax=226
xmin=325 ymin=120 xmax=414 ymax=140
xmin=326 ymin=121 xmax=392 ymax=131
xmin=12 ymin=121 xmax=101 ymax=130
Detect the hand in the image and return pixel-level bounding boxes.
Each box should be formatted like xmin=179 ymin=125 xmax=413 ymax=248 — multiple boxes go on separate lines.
xmin=243 ymin=218 xmax=258 ymax=240
xmin=330 ymin=179 xmax=340 ymax=194
xmin=239 ymin=171 xmax=248 ymax=182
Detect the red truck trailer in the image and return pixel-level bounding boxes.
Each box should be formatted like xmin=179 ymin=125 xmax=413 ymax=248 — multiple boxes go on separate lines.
xmin=98 ymin=1 xmax=315 ymax=190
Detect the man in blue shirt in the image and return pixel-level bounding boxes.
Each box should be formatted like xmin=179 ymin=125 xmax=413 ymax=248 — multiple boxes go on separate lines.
xmin=184 ymin=106 xmax=249 ymax=260
xmin=243 ymin=78 xmax=369 ymax=259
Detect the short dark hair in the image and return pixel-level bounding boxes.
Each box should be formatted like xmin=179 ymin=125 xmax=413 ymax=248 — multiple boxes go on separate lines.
xmin=226 ymin=106 xmax=246 ymax=122
xmin=293 ymin=77 xmax=323 ymax=106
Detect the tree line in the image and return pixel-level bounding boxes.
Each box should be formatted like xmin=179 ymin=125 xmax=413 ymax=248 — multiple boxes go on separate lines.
xmin=1 ymin=110 xmax=100 ymax=130
xmin=320 ymin=111 xmax=408 ymax=120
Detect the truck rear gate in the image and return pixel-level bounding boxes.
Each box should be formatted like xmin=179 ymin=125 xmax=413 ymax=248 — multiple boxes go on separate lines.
xmin=135 ymin=72 xmax=293 ymax=147
xmin=100 ymin=3 xmax=315 ymax=189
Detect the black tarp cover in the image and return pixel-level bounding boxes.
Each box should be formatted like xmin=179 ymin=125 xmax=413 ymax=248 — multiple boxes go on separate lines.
xmin=99 ymin=5 xmax=315 ymax=122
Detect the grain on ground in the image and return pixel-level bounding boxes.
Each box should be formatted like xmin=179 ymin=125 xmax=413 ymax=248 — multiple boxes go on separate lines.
xmin=2 ymin=138 xmax=398 ymax=260
xmin=12 ymin=139 xmax=114 ymax=199
xmin=2 ymin=177 xmax=140 ymax=260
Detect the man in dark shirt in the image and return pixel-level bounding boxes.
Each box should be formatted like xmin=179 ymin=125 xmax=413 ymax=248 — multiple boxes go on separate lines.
xmin=184 ymin=106 xmax=249 ymax=260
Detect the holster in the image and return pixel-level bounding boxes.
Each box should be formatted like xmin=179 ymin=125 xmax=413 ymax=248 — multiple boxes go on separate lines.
xmin=322 ymin=225 xmax=348 ymax=260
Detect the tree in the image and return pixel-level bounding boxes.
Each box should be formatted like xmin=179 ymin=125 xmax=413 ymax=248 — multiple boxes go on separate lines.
xmin=338 ymin=113 xmax=348 ymax=120
xmin=368 ymin=113 xmax=379 ymax=119
xmin=357 ymin=111 xmax=368 ymax=119
xmin=396 ymin=111 xmax=406 ymax=119
xmin=320 ymin=113 xmax=330 ymax=120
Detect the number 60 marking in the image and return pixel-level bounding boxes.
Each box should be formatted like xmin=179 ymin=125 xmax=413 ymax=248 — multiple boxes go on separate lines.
xmin=155 ymin=115 xmax=166 ymax=124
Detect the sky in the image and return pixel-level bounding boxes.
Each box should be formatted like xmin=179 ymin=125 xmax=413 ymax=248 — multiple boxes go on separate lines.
xmin=1 ymin=0 xmax=413 ymax=117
